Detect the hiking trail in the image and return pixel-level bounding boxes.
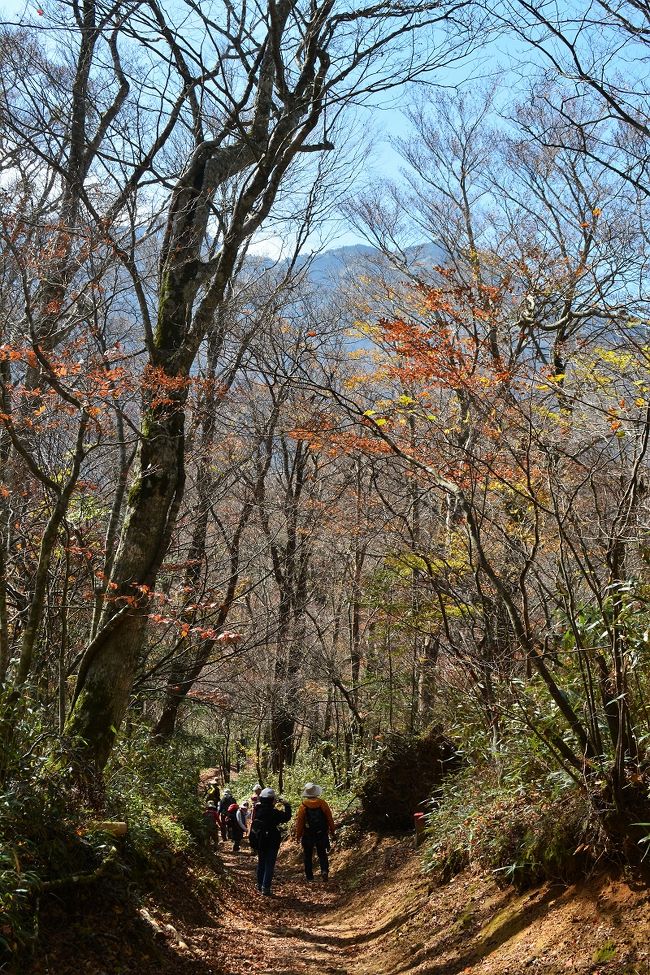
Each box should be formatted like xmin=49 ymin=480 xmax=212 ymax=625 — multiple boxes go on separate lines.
xmin=142 ymin=836 xmax=650 ymax=975
xmin=209 ymin=846 xmax=358 ymax=975
xmin=31 ymin=833 xmax=650 ymax=974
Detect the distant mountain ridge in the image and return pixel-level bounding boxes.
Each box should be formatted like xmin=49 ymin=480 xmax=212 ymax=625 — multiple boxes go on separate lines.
xmin=250 ymin=241 xmax=446 ymax=291
xmin=298 ymin=241 xmax=446 ymax=287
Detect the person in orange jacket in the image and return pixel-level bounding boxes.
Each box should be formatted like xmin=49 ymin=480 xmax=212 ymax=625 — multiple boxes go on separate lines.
xmin=295 ymin=782 xmax=336 ymax=882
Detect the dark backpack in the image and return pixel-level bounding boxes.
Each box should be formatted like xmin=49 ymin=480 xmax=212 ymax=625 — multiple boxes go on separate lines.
xmin=248 ymin=818 xmax=269 ymax=850
xmin=249 ymin=807 xmax=280 ymax=851
xmin=304 ymin=804 xmax=327 ymax=836
xmin=203 ymin=808 xmax=218 ymax=832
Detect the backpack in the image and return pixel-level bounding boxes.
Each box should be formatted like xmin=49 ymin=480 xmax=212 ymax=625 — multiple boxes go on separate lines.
xmin=249 ymin=808 xmax=279 ymax=851
xmin=304 ymin=804 xmax=327 ymax=836
xmin=203 ymin=807 xmax=218 ymax=831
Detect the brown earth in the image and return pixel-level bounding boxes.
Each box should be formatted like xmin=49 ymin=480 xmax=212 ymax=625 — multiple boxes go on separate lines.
xmin=27 ymin=831 xmax=650 ymax=975
xmin=324 ymin=838 xmax=650 ymax=975
xmin=20 ymin=767 xmax=650 ymax=973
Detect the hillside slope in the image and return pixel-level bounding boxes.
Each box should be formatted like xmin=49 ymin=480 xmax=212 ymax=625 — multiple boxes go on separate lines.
xmin=323 ymin=838 xmax=650 ymax=975
xmin=27 ymin=833 xmax=650 ymax=975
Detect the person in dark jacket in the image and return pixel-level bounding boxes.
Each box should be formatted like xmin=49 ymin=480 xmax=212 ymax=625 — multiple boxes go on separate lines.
xmin=249 ymin=787 xmax=291 ymax=896
xmin=218 ymin=788 xmax=233 ymax=840
xmin=228 ymin=802 xmax=245 ymax=852
xmin=203 ymin=801 xmax=219 ymax=848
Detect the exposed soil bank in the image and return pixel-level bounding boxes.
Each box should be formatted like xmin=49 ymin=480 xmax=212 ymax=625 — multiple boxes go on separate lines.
xmin=27 ymin=834 xmax=650 ymax=974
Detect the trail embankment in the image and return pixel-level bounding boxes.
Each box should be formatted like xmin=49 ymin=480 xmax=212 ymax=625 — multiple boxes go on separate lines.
xmin=28 ymin=834 xmax=650 ymax=974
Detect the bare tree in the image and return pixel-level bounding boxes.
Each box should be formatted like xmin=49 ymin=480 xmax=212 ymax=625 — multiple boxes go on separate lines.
xmin=0 ymin=0 xmax=478 ymax=769
xmin=503 ymin=0 xmax=650 ymax=195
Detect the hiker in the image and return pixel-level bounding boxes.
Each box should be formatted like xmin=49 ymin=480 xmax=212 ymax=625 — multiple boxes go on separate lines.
xmin=218 ymin=788 xmax=234 ymax=840
xmin=238 ymin=800 xmax=251 ymax=835
xmin=295 ymin=782 xmax=336 ymax=882
xmin=205 ymin=778 xmax=221 ymax=805
xmin=250 ymin=783 xmax=262 ymax=808
xmin=203 ymin=801 xmax=220 ymax=848
xmin=249 ymin=787 xmax=292 ymax=896
xmin=227 ymin=801 xmax=245 ymax=852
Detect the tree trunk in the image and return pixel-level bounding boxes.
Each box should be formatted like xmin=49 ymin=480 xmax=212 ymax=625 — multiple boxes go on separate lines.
xmin=66 ymin=352 xmax=188 ymax=767
xmin=0 ymin=427 xmax=10 ymax=684
xmin=417 ymin=635 xmax=439 ymax=717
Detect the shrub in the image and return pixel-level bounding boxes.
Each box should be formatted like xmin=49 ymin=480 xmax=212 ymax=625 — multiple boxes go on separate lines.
xmin=0 ymin=767 xmax=110 ymax=958
xmin=0 ymin=698 xmax=100 ymax=959
xmin=422 ymin=765 xmax=603 ymax=889
xmin=0 ymin=718 xmax=217 ymax=965
xmin=103 ymin=725 xmax=214 ymax=863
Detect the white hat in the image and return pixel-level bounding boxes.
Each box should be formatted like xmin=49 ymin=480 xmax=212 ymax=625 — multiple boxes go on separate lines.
xmin=302 ymin=782 xmax=322 ymax=798
xmin=253 ymin=783 xmax=262 ymax=792
xmin=260 ymin=787 xmax=276 ymax=799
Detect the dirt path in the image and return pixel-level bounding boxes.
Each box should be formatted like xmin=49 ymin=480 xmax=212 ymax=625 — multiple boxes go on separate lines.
xmin=203 ymin=845 xmax=362 ymax=975
xmin=183 ymin=837 xmax=650 ymax=975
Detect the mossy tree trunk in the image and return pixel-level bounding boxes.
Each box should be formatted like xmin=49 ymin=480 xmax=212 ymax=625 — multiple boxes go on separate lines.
xmin=66 ymin=304 xmax=193 ymax=766
xmin=0 ymin=424 xmax=11 ymax=684
xmin=63 ymin=12 xmax=311 ymax=770
xmin=149 ymin=311 xmax=280 ymax=741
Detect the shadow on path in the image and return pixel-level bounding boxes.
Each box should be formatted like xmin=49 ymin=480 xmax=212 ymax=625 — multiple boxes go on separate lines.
xmin=275 ymin=906 xmax=420 ymax=948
